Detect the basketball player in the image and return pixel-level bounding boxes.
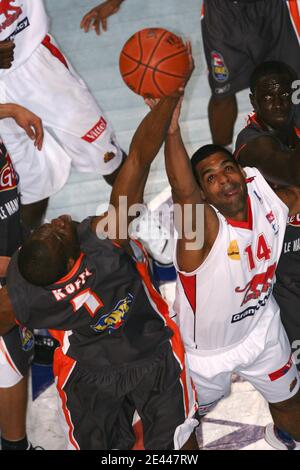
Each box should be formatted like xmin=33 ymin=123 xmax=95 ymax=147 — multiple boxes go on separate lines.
xmin=0 ymin=0 xmax=126 ymax=229
xmin=0 ymin=94 xmax=198 ymax=450
xmin=234 ymin=60 xmax=300 ymax=449
xmin=0 ymin=103 xmax=43 ymax=450
xmin=164 ymin=97 xmax=300 ymax=450
xmin=201 ymin=0 xmax=300 ymax=148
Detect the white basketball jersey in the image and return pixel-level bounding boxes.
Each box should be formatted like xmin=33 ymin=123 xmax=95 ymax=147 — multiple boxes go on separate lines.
xmin=0 ymin=0 xmax=48 ymax=75
xmin=174 ymin=167 xmax=289 ymax=351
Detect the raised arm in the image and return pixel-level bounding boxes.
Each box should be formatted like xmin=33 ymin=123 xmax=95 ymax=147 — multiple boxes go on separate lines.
xmin=164 ymin=100 xmax=219 ymax=273
xmin=0 ymin=287 xmax=17 ymax=337
xmin=80 ymin=0 xmax=125 ymax=35
xmin=237 ymin=136 xmax=300 ymax=186
xmin=91 ymin=95 xmax=180 ymax=244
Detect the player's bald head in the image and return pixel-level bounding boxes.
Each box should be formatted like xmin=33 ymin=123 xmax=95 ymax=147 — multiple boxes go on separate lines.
xmin=18 ymin=235 xmax=69 ymax=286
xmin=250 ymin=61 xmax=297 ymax=94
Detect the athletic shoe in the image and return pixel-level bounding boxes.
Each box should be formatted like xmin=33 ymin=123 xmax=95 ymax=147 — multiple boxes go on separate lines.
xmin=130 ymin=205 xmax=174 ymax=266
xmin=264 ymin=424 xmax=300 ymax=450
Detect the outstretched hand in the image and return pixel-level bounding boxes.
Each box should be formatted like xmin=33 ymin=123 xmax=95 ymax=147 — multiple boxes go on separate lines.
xmin=80 ymin=0 xmax=123 ymax=35
xmin=144 ymin=41 xmax=193 ymax=135
xmin=10 ymin=104 xmax=44 ymax=150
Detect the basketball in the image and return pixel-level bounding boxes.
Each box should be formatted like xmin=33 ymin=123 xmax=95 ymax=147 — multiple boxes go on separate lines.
xmin=119 ymin=28 xmax=189 ymax=98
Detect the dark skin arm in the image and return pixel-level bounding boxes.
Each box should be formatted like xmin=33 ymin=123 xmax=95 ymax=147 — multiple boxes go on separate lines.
xmin=274 ymin=186 xmax=300 ymax=216
xmin=238 ymin=136 xmax=300 ymax=186
xmin=0 ymin=103 xmax=44 ymax=150
xmin=103 ymin=150 xmax=127 ymax=186
xmin=0 ymin=287 xmax=17 ymax=337
xmin=0 ymin=40 xmax=15 ymax=69
xmin=80 ymin=0 xmax=124 ymax=35
xmin=90 ymin=95 xmax=181 ymax=247
xmin=164 ymin=99 xmax=219 ymax=273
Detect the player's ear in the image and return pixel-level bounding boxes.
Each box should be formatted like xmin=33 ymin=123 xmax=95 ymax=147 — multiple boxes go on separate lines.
xmin=199 ymin=186 xmax=207 ymax=201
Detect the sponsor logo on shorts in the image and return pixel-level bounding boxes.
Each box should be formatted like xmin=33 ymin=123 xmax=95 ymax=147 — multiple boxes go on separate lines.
xmin=91 ymin=293 xmax=133 ymax=333
xmin=231 ymin=290 xmax=271 ymax=323
xmin=268 ymin=354 xmax=293 ymax=382
xmin=227 ymin=240 xmax=240 ymax=260
xmin=211 ymin=51 xmax=229 ymax=82
xmin=19 ymin=326 xmax=34 ymax=352
xmin=289 ymin=377 xmax=298 ymax=392
xmin=0 ymin=0 xmax=22 ymax=33
xmin=82 ymin=117 xmax=107 ymax=143
xmin=214 ymin=84 xmax=231 ymax=94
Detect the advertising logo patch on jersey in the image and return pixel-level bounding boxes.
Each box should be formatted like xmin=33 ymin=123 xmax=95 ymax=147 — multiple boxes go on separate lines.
xmin=227 ymin=240 xmax=240 ymax=260
xmin=91 ymin=293 xmax=133 ymax=333
xmin=211 ymin=51 xmax=229 ymax=82
xmin=0 ymin=0 xmax=22 ymax=33
xmin=266 ymin=211 xmax=279 ymax=234
xmin=19 ymin=326 xmax=34 ymax=352
xmin=287 ymin=213 xmax=300 ymax=226
xmin=235 ymin=262 xmax=276 ymax=306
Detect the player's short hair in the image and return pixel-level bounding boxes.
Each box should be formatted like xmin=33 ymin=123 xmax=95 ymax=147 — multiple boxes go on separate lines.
xmin=250 ymin=61 xmax=297 ymax=93
xmin=190 ymin=144 xmax=236 ymax=183
xmin=18 ymin=238 xmax=68 ymax=286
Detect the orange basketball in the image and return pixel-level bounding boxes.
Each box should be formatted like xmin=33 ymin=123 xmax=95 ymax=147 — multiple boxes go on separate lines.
xmin=119 ymin=28 xmax=189 ymax=98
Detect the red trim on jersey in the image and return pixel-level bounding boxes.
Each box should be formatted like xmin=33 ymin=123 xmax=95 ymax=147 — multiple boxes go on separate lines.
xmin=287 ymin=0 xmax=300 ymax=39
xmin=0 ymin=338 xmax=19 ymax=374
xmin=55 ymin=253 xmax=85 ymax=285
xmin=41 ymin=35 xmax=69 ymax=69
xmin=52 ymin=345 xmax=79 ymax=449
xmin=226 ymin=196 xmax=253 ymax=230
xmin=268 ymin=354 xmax=293 ymax=382
xmin=201 ymin=2 xmax=205 ymax=18
xmin=178 ymin=273 xmax=196 ymax=314
xmin=295 ymin=127 xmax=300 ymax=139
xmin=132 ymin=239 xmax=194 ymax=419
xmin=234 ymin=143 xmax=247 ymax=161
xmin=132 ymin=419 xmax=144 ymax=450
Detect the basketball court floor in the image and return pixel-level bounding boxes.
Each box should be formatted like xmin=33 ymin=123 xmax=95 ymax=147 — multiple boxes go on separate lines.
xmin=22 ymin=0 xmax=288 ymax=450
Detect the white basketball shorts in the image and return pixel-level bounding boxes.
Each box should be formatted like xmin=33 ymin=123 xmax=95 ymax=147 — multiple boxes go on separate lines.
xmin=186 ymin=310 xmax=300 ymax=413
xmin=0 ymin=336 xmax=24 ymax=388
xmin=0 ymin=34 xmax=123 ymax=204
